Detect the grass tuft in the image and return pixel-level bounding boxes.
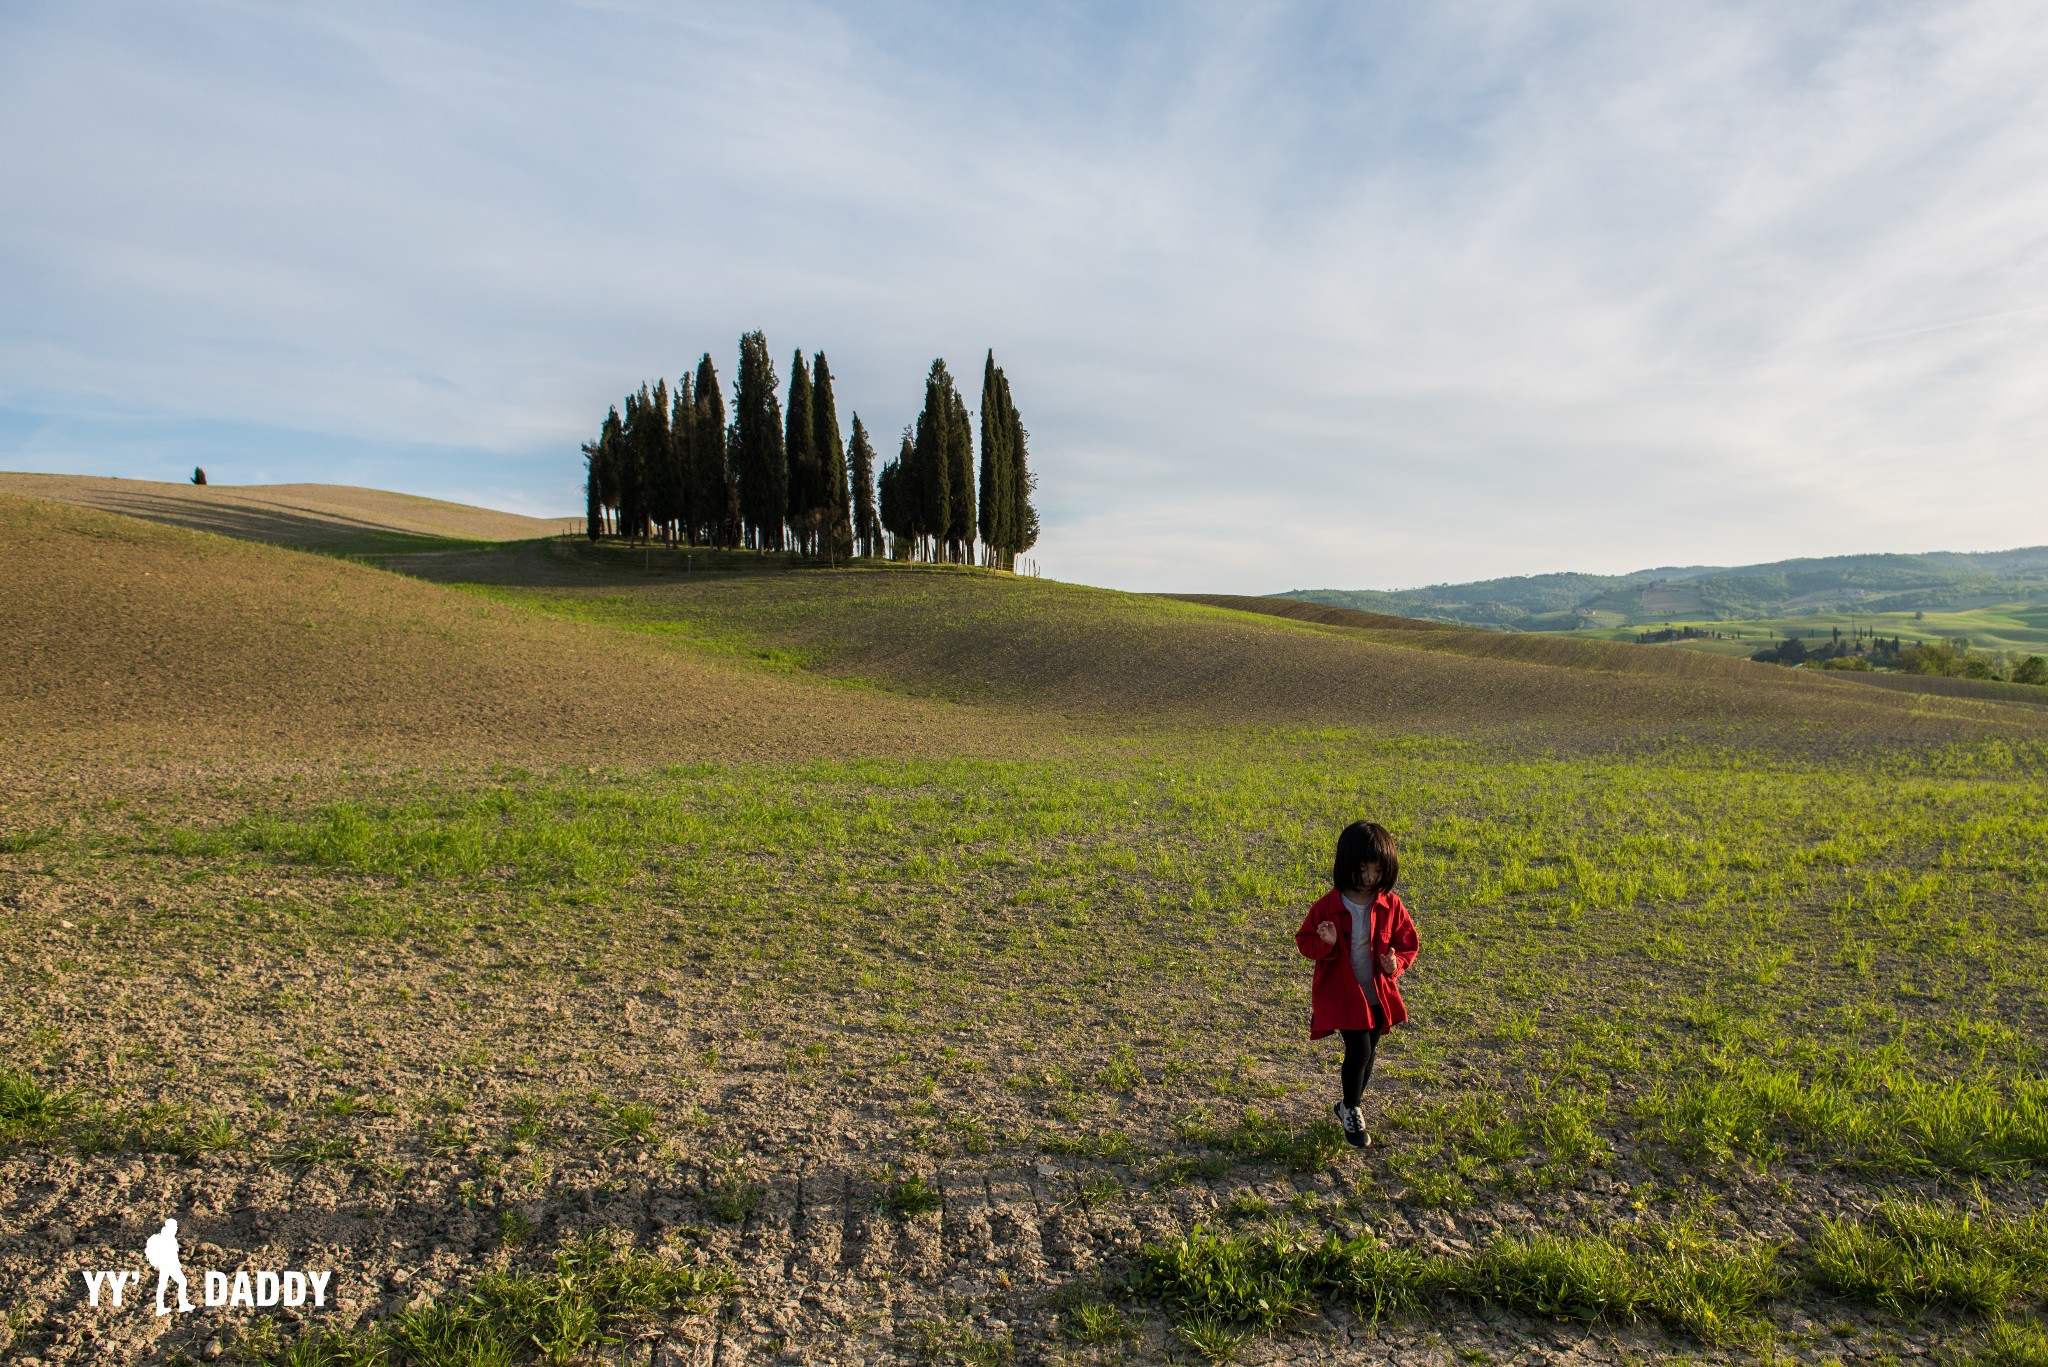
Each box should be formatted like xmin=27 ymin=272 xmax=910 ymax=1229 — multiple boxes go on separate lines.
xmin=0 ymin=1071 xmax=84 ymax=1142
xmin=266 ymin=1236 xmax=734 ymax=1366
xmin=1811 ymin=1199 xmax=2048 ymax=1314
xmin=886 ymin=1173 xmax=944 ymax=1218
xmin=1132 ymin=1215 xmax=1783 ymax=1345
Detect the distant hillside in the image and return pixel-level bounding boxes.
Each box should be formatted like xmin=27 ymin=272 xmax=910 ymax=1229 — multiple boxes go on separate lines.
xmin=0 ymin=472 xmax=577 ymax=551
xmin=0 ymin=492 xmax=1006 ymax=763
xmin=1281 ymin=547 xmax=2048 ymax=630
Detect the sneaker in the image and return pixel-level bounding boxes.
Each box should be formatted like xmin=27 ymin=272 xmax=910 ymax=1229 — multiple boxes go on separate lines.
xmin=1333 ymin=1101 xmax=1367 ymax=1149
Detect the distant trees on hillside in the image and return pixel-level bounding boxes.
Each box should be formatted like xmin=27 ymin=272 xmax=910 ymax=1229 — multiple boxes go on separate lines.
xmin=582 ymin=335 xmax=1038 ymax=570
xmin=1750 ymin=630 xmax=2048 ymax=686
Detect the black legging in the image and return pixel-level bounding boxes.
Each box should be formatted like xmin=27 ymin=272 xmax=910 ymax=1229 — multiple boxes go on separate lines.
xmin=1340 ymin=1028 xmax=1382 ymax=1109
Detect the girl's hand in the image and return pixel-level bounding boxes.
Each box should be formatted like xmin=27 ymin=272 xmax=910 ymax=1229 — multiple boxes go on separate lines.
xmin=1379 ymin=950 xmax=1399 ymax=975
xmin=1316 ymin=920 xmax=1338 ymax=947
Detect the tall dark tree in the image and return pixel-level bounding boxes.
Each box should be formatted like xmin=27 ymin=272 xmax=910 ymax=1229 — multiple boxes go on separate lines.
xmin=812 ymin=352 xmax=850 ymax=560
xmin=692 ymin=353 xmax=735 ymax=548
xmin=912 ymin=360 xmax=958 ymax=562
xmin=587 ymin=405 xmax=624 ymax=537
xmin=946 ymin=383 xmax=975 ymax=564
xmin=1008 ymin=382 xmax=1039 ymax=561
xmin=732 ymin=331 xmax=786 ymax=550
xmin=848 ymin=413 xmax=879 ymax=559
xmin=978 ymin=352 xmax=1014 ymax=566
xmin=878 ymin=434 xmax=914 ymax=560
xmin=582 ymin=439 xmax=603 ymax=541
xmin=668 ymin=372 xmax=695 ymax=544
xmin=783 ymin=351 xmax=817 ymax=553
xmin=617 ymin=383 xmax=662 ymax=542
xmin=638 ymin=378 xmax=678 ymax=543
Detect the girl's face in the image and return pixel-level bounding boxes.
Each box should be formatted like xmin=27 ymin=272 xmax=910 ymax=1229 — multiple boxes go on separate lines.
xmin=1348 ymin=860 xmax=1383 ymax=896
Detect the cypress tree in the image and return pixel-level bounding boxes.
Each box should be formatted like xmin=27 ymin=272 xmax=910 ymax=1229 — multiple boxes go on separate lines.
xmin=812 ymin=352 xmax=850 ymax=559
xmin=913 ymin=360 xmax=957 ymax=563
xmin=1008 ymin=380 xmax=1039 ymax=559
xmin=692 ymin=354 xmax=734 ymax=548
xmin=644 ymin=378 xmax=677 ymax=543
xmin=784 ymin=351 xmax=817 ymax=553
xmin=978 ymin=352 xmax=1013 ymax=566
xmin=670 ymin=372 xmax=695 ymax=544
xmin=946 ymin=385 xmax=974 ymax=564
xmin=732 ymin=332 xmax=786 ymax=551
xmin=618 ymin=384 xmax=659 ymax=542
xmin=596 ymin=405 xmax=624 ymax=538
xmin=848 ymin=414 xmax=879 ymax=559
xmin=582 ymin=438 xmax=603 ymax=541
xmin=878 ymin=442 xmax=913 ymax=560
xmin=895 ymin=429 xmax=922 ymax=558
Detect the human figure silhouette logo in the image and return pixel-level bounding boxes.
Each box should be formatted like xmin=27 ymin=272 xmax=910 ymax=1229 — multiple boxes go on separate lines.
xmin=144 ymin=1218 xmax=194 ymax=1316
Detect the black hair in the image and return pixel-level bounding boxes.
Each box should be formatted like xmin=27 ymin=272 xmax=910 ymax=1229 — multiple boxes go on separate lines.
xmin=1331 ymin=820 xmax=1398 ymax=894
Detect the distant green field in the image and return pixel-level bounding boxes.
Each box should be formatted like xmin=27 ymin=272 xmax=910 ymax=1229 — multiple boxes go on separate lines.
xmin=1571 ymin=603 xmax=2048 ymax=659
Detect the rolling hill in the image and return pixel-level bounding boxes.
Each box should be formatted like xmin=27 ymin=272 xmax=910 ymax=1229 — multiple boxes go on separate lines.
xmin=1281 ymin=546 xmax=2048 ymax=631
xmin=7 ymin=485 xmax=2044 ymax=768
xmin=0 ymin=471 xmax=576 ymax=551
xmin=0 ymin=493 xmax=1013 ymax=763
xmin=367 ymin=537 xmax=2048 ymax=744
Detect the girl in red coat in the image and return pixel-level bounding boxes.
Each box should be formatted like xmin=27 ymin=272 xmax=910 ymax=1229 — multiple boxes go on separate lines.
xmin=1295 ymin=820 xmax=1419 ymax=1148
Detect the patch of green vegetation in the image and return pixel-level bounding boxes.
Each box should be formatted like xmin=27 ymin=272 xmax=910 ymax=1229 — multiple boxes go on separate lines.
xmin=1 ymin=1076 xmax=239 ymax=1158
xmin=0 ymin=1069 xmax=82 ymax=1142
xmin=912 ymin=1315 xmax=1015 ymax=1366
xmin=1177 ymin=1108 xmax=1347 ymax=1173
xmin=1639 ymin=1057 xmax=2048 ymax=1175
xmin=594 ymin=1097 xmax=660 ymax=1149
xmin=1811 ymin=1200 xmax=2048 ymax=1313
xmin=886 ymin=1173 xmax=944 ymax=1218
xmin=1961 ymin=1316 xmax=2048 ymax=1367
xmin=1132 ymin=1216 xmax=1785 ymax=1345
xmin=259 ymin=1235 xmax=734 ymax=1366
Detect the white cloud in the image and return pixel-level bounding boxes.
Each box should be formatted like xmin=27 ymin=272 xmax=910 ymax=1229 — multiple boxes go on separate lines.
xmin=2 ymin=1 xmax=2045 ymax=591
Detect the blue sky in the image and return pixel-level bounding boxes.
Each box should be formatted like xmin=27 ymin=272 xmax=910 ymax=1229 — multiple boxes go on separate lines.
xmin=4 ymin=2 xmax=2045 ymax=592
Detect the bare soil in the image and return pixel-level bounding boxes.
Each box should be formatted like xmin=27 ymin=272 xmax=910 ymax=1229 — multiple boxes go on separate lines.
xmin=0 ymin=474 xmax=577 ymax=548
xmin=0 ymin=494 xmax=1037 ymax=769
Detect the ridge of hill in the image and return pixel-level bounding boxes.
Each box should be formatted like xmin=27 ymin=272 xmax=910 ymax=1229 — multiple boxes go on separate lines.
xmin=1175 ymin=593 xmax=2048 ymax=711
xmin=0 ymin=493 xmax=1009 ymax=763
xmin=371 ymin=538 xmax=2048 ymax=744
xmin=1281 ymin=545 xmax=2048 ymax=630
xmin=0 ymin=472 xmax=576 ymax=552
xmin=8 ymin=493 xmax=2044 ymax=770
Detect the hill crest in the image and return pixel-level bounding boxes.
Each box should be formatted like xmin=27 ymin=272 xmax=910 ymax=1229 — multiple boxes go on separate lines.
xmin=1281 ymin=545 xmax=2048 ymax=630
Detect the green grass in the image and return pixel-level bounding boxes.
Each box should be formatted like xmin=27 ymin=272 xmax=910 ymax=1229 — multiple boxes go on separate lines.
xmin=1638 ymin=1060 xmax=2048 ymax=1174
xmin=261 ymin=1235 xmax=734 ymax=1366
xmin=886 ymin=1173 xmax=944 ymax=1218
xmin=1964 ymin=1317 xmax=2048 ymax=1367
xmin=1811 ymin=1200 xmax=2048 ymax=1313
xmin=1572 ymin=603 xmax=2048 ymax=657
xmin=1131 ymin=1216 xmax=1786 ymax=1344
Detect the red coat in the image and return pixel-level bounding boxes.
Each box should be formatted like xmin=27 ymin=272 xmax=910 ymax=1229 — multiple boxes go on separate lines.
xmin=1294 ymin=887 xmax=1418 ymax=1038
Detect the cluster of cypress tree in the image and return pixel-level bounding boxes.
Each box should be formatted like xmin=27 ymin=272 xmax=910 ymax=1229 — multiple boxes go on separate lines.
xmin=871 ymin=354 xmax=1037 ymax=569
xmin=583 ymin=335 xmax=1036 ymax=569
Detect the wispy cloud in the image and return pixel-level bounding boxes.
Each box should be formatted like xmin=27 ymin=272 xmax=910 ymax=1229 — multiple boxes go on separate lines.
xmin=3 ymin=1 xmax=2044 ymax=590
